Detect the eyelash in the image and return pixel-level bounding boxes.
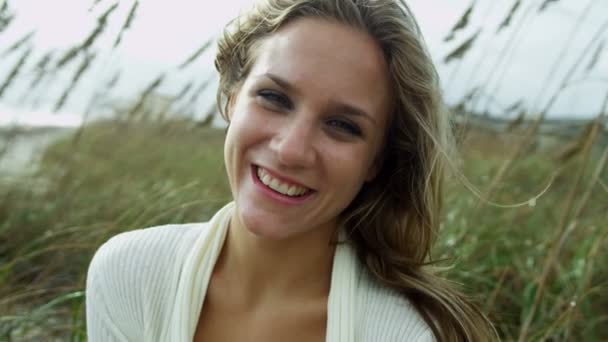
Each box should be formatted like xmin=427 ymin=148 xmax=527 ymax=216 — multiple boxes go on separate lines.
xmin=257 ymin=90 xmax=292 ymax=110
xmin=327 ymin=119 xmax=362 ymax=136
xmin=256 ymin=89 xmax=362 ymax=137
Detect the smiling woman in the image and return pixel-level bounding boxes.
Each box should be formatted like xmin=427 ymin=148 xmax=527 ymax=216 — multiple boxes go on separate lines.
xmin=223 ymin=17 xmax=391 ymax=242
xmin=85 ymin=0 xmax=497 ymax=341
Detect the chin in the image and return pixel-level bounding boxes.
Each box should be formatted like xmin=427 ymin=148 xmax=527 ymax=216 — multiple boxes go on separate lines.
xmin=236 ymin=203 xmax=298 ymax=241
xmin=247 ymin=225 xmax=294 ymax=241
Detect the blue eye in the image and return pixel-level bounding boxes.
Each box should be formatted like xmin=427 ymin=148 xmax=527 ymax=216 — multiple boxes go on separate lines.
xmin=257 ymin=90 xmax=292 ymax=110
xmin=327 ymin=119 xmax=362 ymax=136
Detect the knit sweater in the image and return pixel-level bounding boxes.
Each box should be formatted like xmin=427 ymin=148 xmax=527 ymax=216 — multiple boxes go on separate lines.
xmin=86 ymin=221 xmax=434 ymax=341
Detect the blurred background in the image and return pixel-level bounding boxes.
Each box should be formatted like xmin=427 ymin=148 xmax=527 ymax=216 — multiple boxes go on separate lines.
xmin=0 ymin=0 xmax=606 ymax=340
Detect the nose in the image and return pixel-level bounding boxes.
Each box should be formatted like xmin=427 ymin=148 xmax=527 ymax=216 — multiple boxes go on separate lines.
xmin=270 ymin=117 xmax=317 ymax=168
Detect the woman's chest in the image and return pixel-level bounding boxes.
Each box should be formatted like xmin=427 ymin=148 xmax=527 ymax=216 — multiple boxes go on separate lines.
xmin=193 ymin=297 xmax=327 ymax=342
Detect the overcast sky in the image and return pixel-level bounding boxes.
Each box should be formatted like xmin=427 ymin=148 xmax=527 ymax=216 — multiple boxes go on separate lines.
xmin=1 ymin=0 xmax=607 ymax=126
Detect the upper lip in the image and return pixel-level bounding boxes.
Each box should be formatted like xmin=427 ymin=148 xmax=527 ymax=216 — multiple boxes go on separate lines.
xmin=255 ymin=164 xmax=314 ymax=190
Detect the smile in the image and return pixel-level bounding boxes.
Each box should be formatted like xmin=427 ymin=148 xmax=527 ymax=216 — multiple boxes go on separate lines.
xmin=253 ymin=165 xmax=313 ymax=198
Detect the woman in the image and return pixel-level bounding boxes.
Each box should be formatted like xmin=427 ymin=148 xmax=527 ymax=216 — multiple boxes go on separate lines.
xmin=86 ymin=0 xmax=497 ymax=341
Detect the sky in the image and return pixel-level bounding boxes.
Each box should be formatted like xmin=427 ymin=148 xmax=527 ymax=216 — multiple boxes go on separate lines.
xmin=0 ymin=0 xmax=607 ymax=127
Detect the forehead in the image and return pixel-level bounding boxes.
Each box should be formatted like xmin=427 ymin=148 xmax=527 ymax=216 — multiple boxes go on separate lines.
xmin=247 ymin=17 xmax=392 ymax=118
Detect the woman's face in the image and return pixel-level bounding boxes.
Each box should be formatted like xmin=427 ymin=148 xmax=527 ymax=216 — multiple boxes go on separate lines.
xmin=224 ymin=17 xmax=392 ymax=240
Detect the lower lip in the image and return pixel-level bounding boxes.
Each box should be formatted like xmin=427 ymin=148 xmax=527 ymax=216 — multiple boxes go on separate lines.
xmin=251 ymin=165 xmax=314 ymax=205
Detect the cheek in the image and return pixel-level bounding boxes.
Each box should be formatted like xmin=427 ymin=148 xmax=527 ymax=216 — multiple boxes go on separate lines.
xmin=223 ymin=126 xmax=239 ymax=192
xmin=223 ymin=102 xmax=267 ymax=171
xmin=223 ymin=106 xmax=250 ymax=182
xmin=325 ymin=145 xmax=376 ymax=185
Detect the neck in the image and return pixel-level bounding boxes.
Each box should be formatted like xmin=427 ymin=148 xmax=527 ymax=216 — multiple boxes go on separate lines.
xmin=214 ymin=209 xmax=337 ymax=306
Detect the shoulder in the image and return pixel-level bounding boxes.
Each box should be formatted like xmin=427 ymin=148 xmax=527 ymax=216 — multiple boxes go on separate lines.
xmin=85 ymin=223 xmax=208 ymax=339
xmin=97 ymin=222 xmax=206 ymax=258
xmin=88 ymin=223 xmax=206 ymax=279
xmin=357 ymin=270 xmax=435 ymax=341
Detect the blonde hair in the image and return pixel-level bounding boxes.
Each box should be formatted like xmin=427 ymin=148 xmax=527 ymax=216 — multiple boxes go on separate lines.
xmin=215 ymin=0 xmax=498 ymax=340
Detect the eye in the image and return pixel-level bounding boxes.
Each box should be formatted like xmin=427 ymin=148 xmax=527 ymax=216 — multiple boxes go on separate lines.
xmin=326 ymin=118 xmax=362 ymax=137
xmin=256 ymin=89 xmax=293 ymax=110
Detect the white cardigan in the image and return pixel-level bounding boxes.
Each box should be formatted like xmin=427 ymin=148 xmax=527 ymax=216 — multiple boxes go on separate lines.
xmin=86 ymin=204 xmax=433 ymax=341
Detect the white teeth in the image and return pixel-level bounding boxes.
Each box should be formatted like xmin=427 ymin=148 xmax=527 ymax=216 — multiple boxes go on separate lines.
xmin=278 ymin=183 xmax=289 ymax=194
xmin=269 ymin=178 xmax=279 ymax=189
xmin=255 ymin=166 xmax=310 ymax=197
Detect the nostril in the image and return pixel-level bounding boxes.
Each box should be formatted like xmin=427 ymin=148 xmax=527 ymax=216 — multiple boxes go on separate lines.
xmin=269 ymin=121 xmax=317 ymax=167
xmin=276 ymin=142 xmax=315 ymax=167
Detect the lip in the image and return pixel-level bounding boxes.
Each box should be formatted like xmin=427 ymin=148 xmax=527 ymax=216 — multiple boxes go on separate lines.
xmin=251 ymin=165 xmax=315 ymax=205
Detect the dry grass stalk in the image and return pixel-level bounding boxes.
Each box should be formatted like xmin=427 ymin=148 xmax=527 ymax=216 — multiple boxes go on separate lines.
xmin=570 ymin=113 xmax=607 ymax=220
xmin=486 ymin=0 xmax=594 ymax=115
xmin=517 ymin=94 xmax=608 ymax=342
xmin=54 ymin=53 xmax=96 ymax=112
xmin=0 ymin=31 xmax=34 ymax=58
xmin=176 ymin=79 xmax=211 ymax=115
xmin=540 ymin=18 xmax=608 ymax=115
xmin=127 ymin=74 xmax=165 ymax=120
xmin=0 ymin=47 xmax=32 ymax=98
xmin=517 ymin=221 xmax=576 ymax=342
xmin=538 ymin=0 xmax=560 ymax=13
xmin=28 ymin=51 xmax=54 ymax=89
xmin=102 ymin=71 xmax=121 ymax=90
xmin=443 ymin=29 xmax=481 ymax=63
xmin=198 ymin=104 xmax=218 ymax=127
xmin=0 ymin=1 xmax=13 ymax=33
xmin=530 ymin=0 xmax=596 ymax=112
xmin=71 ymin=71 xmax=121 ymax=145
xmin=496 ymin=0 xmax=521 ymax=33
xmin=557 ymin=121 xmax=597 ymax=162
xmin=559 ymin=115 xmax=608 ymax=338
xmin=475 ymin=115 xmax=543 ymax=211
xmin=174 ymin=82 xmax=193 ymax=104
xmin=456 ymin=1 xmax=498 ymax=94
xmin=178 ymin=39 xmax=213 ymax=69
xmin=599 ymin=178 xmax=608 ymax=193
xmin=471 ymin=1 xmax=536 ymax=112
xmin=505 ymin=100 xmax=523 ymax=113
xmin=443 ymin=1 xmax=476 ymax=42
xmin=113 ymin=1 xmax=139 ymax=48
xmin=90 ymin=0 xmax=105 ymax=10
xmin=505 ymin=109 xmax=526 ymax=132
xmin=586 ymin=39 xmax=605 ymax=72
xmin=484 ymin=267 xmax=510 ymax=313
xmin=481 ymin=16 xmax=608 ymax=205
xmin=56 ymin=3 xmax=118 ymax=68
xmin=561 ymin=150 xmax=608 ymax=339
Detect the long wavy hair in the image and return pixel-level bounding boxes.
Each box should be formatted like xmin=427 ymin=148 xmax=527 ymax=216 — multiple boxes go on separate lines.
xmin=214 ymin=0 xmax=497 ymax=340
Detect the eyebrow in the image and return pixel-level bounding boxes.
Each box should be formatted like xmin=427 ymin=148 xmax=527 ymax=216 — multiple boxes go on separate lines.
xmin=262 ymin=72 xmax=378 ymax=126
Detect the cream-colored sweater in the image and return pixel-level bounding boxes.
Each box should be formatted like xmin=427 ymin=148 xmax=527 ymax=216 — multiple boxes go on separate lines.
xmin=86 ymin=219 xmax=433 ymax=341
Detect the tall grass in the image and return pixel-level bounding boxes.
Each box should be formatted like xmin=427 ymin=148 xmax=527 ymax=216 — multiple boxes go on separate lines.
xmin=1 ymin=118 xmax=606 ymax=340
xmin=444 ymin=124 xmax=608 ymax=340
xmin=0 ymin=120 xmax=230 ymax=340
